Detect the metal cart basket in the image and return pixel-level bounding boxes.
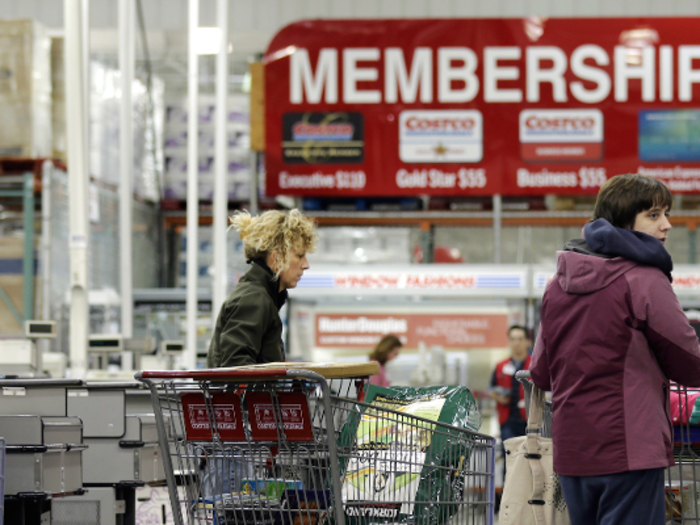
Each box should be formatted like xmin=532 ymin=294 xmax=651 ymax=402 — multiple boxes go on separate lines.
xmin=136 ymin=363 xmax=496 ymax=525
xmin=667 ymin=382 xmax=700 ymax=524
xmin=515 ymin=371 xmax=552 ymax=438
xmin=517 ymin=371 xmax=700 ymax=524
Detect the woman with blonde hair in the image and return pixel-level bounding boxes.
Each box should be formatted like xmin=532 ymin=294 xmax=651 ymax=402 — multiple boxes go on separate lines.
xmin=207 ymin=208 xmax=317 ymax=368
xmin=203 ymin=208 xmax=317 ymax=498
xmin=368 ymin=334 xmax=402 ymax=387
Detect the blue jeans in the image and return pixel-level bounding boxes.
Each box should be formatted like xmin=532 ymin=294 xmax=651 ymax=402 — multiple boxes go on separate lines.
xmin=559 ymin=468 xmax=665 ymax=525
xmin=501 ymin=419 xmax=527 ymax=441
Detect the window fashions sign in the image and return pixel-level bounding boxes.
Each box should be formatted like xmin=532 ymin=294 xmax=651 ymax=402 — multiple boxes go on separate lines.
xmin=264 ymin=18 xmax=700 ymax=196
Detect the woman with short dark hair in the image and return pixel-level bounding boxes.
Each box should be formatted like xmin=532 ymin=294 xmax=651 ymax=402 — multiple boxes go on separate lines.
xmin=531 ymin=173 xmax=700 ymax=525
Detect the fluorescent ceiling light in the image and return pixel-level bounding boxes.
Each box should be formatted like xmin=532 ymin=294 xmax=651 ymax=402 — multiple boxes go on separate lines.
xmin=195 ymin=27 xmax=222 ymax=55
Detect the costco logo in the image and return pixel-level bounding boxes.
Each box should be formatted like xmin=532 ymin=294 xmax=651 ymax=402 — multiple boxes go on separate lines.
xmin=399 ymin=110 xmax=483 ymax=163
xmin=404 ymin=116 xmax=476 ymax=132
xmin=519 ymin=109 xmax=603 ymax=162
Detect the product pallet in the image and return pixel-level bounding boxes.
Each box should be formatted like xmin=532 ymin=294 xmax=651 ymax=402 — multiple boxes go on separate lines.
xmin=0 ymin=157 xmax=62 ymax=194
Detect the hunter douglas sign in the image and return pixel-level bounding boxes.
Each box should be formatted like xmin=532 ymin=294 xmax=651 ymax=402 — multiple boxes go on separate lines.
xmin=315 ymin=313 xmax=509 ymax=349
xmin=264 ymin=18 xmax=700 ymax=197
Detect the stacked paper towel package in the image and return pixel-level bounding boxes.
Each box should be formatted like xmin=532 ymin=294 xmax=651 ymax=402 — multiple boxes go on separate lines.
xmin=163 ymin=93 xmax=252 ymax=202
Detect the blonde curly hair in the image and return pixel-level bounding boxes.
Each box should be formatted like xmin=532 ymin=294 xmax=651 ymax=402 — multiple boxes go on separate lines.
xmin=230 ymin=209 xmax=318 ymax=278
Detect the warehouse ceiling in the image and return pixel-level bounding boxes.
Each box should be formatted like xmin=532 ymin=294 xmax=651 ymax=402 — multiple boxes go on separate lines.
xmin=89 ymin=28 xmax=266 ymax=96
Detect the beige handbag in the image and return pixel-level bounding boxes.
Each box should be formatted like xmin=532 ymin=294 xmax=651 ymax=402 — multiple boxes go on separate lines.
xmin=499 ymin=384 xmax=571 ymax=525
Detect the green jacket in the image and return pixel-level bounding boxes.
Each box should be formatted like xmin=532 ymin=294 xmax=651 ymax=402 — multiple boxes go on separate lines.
xmin=206 ymin=261 xmax=287 ymax=368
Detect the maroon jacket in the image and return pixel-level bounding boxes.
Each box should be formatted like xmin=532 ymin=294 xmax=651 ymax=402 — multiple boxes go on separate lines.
xmin=531 ymin=238 xmax=700 ymax=476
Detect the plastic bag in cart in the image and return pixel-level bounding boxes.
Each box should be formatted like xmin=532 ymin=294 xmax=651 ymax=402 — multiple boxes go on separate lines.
xmin=337 ymin=384 xmax=482 ymax=525
xmin=198 ymin=489 xmax=333 ymax=525
xmin=196 ymin=492 xmax=283 ymax=525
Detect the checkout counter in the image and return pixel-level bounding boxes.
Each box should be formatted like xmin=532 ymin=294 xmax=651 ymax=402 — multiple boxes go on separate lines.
xmin=59 ymin=381 xmax=165 ymax=525
xmin=0 ymin=378 xmax=86 ymax=525
xmin=0 ymin=377 xmax=166 ymax=525
xmin=0 ymin=326 xmax=170 ymax=525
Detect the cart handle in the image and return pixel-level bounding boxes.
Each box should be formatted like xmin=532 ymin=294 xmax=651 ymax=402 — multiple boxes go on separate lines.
xmin=136 ymin=368 xmax=316 ymax=381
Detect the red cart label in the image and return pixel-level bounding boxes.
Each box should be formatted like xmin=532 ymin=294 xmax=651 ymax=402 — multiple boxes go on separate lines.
xmin=247 ymin=391 xmax=313 ymax=441
xmin=180 ymin=392 xmax=245 ymax=442
xmin=254 ymin=403 xmax=305 ymax=430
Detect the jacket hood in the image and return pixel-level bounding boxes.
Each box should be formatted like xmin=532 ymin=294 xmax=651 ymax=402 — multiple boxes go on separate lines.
xmin=556 ymin=249 xmax=638 ymax=295
xmin=563 ymin=238 xmax=614 ymax=258
xmin=556 ymin=218 xmax=674 ymax=294
xmin=583 ymin=219 xmax=673 ymax=281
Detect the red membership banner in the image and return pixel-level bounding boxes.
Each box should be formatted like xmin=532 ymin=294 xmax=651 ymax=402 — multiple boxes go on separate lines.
xmin=264 ymin=18 xmax=700 ymax=197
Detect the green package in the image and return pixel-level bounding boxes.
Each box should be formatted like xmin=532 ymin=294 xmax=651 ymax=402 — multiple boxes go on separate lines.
xmin=337 ymin=384 xmax=482 ymax=525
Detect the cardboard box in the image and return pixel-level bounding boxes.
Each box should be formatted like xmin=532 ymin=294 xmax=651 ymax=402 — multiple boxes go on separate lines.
xmin=51 ymin=36 xmax=66 ymax=162
xmin=135 ymin=485 xmax=188 ymax=525
xmin=249 ymin=62 xmax=265 ymax=152
xmin=0 ymin=19 xmax=52 ymax=158
xmin=241 ymin=478 xmax=303 ymax=500
xmin=666 ymin=480 xmax=700 ymax=519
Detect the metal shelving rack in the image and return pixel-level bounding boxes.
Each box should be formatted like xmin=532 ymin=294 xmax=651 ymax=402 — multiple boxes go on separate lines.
xmin=0 ymin=162 xmax=42 ymax=327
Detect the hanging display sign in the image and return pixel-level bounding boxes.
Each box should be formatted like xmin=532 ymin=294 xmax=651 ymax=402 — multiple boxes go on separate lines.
xmin=293 ymin=266 xmax=528 ymax=297
xmin=315 ymin=313 xmax=508 ymax=349
xmin=531 ymin=265 xmax=700 ymax=297
xmin=264 ymin=18 xmax=700 ymax=196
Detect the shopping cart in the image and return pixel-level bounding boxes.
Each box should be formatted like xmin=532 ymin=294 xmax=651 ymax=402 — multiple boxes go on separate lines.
xmin=516 ymin=372 xmax=700 ymax=523
xmin=136 ymin=363 xmax=496 ymax=525
xmin=667 ymin=383 xmax=700 ymax=524
xmin=514 ymin=371 xmax=552 ymax=438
